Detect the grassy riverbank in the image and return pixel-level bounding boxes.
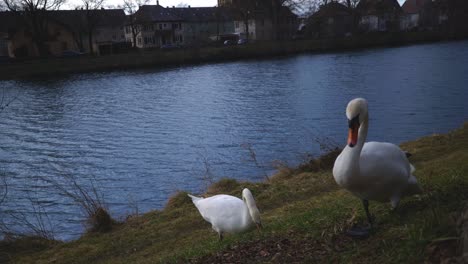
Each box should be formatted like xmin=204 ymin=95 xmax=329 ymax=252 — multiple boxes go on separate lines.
xmin=1 ymin=31 xmax=467 ymax=80
xmin=1 ymin=123 xmax=467 ymax=263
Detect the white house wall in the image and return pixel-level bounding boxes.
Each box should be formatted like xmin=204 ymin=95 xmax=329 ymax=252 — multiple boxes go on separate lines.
xmin=182 ymin=21 xmax=234 ymax=46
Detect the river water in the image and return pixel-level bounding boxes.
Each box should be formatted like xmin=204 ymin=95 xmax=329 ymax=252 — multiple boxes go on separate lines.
xmin=0 ymin=41 xmax=467 ymax=240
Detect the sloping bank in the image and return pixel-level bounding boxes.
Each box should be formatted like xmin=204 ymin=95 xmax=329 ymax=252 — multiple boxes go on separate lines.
xmin=1 ymin=123 xmax=467 ymax=263
xmin=0 ymin=31 xmax=466 ymax=80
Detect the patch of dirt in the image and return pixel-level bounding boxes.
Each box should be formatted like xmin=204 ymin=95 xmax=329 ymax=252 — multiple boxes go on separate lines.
xmin=425 ymin=238 xmax=460 ymax=264
xmin=189 ymin=232 xmax=354 ymax=264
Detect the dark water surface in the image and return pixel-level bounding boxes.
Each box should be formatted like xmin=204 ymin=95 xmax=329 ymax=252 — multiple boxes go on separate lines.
xmin=0 ymin=41 xmax=467 ymax=240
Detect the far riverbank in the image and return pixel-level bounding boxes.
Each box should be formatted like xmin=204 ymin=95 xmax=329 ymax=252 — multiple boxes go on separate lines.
xmin=1 ymin=31 xmax=467 ymax=80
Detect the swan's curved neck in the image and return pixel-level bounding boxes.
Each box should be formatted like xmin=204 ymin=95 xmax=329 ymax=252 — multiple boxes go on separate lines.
xmin=356 ymin=115 xmax=369 ymax=150
xmin=342 ymin=114 xmax=369 ymax=174
xmin=243 ymin=195 xmax=260 ymax=226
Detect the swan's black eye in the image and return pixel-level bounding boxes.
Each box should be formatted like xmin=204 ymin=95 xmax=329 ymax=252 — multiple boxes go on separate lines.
xmin=348 ymin=114 xmax=360 ymax=128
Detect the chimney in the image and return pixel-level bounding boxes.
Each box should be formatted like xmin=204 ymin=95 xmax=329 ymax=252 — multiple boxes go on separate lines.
xmin=188 ymin=5 xmax=191 ymax=8
xmin=156 ymin=0 xmax=159 ymax=5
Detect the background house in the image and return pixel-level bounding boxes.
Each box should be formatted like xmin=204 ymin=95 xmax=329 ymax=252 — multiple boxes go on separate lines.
xmin=305 ymin=2 xmax=354 ymax=39
xmin=431 ymin=0 xmax=468 ymax=35
xmin=53 ymin=9 xmax=128 ymax=55
xmin=128 ymin=4 xmax=237 ymax=48
xmin=171 ymin=7 xmax=235 ymax=46
xmin=357 ymin=0 xmax=402 ymax=32
xmin=223 ymin=0 xmax=298 ymax=41
xmin=0 ymin=9 xmax=128 ymax=58
xmin=127 ymin=5 xmax=184 ymax=49
xmin=233 ymin=9 xmax=273 ymax=40
xmin=0 ymin=12 xmax=16 ymax=58
xmin=0 ymin=11 xmax=78 ymax=58
xmin=400 ymin=0 xmax=434 ymax=31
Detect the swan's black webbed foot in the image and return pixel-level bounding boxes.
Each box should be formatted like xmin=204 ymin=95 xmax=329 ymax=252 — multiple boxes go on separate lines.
xmin=346 ymin=199 xmax=374 ymax=238
xmin=346 ymin=224 xmax=372 ymax=238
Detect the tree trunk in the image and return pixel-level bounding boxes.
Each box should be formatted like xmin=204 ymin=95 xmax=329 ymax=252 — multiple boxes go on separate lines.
xmin=244 ymin=17 xmax=249 ymax=40
xmin=132 ymin=26 xmax=138 ymax=48
xmin=88 ymin=29 xmax=94 ymax=55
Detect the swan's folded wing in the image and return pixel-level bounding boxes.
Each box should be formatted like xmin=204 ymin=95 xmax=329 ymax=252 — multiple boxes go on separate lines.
xmin=195 ymin=195 xmax=244 ymax=223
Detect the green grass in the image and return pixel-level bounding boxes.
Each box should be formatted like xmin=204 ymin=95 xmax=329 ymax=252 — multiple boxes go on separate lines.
xmin=2 ymin=123 xmax=467 ymax=263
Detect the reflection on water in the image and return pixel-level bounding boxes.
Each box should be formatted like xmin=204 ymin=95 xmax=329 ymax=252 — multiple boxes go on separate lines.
xmin=0 ymin=41 xmax=467 ymax=240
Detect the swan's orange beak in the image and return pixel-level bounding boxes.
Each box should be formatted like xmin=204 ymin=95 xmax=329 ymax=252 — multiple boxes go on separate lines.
xmin=348 ymin=116 xmax=360 ymax=147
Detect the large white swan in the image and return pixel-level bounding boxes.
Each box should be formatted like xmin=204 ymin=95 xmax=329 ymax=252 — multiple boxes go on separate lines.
xmin=188 ymin=188 xmax=262 ymax=240
xmin=333 ymin=98 xmax=422 ymax=235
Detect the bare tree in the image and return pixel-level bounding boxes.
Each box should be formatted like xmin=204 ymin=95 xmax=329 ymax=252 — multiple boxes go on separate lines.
xmin=121 ymin=0 xmax=148 ymax=48
xmin=2 ymin=0 xmax=67 ymax=56
xmin=78 ymin=0 xmax=106 ymax=55
xmin=236 ymin=0 xmax=258 ymax=40
xmin=254 ymin=0 xmax=306 ymax=40
xmin=1 ymin=194 xmax=56 ymax=240
xmin=43 ymin=164 xmax=114 ymax=233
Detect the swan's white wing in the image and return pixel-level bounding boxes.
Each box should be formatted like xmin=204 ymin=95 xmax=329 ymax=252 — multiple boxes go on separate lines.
xmin=193 ymin=195 xmax=247 ymax=232
xmin=357 ymin=142 xmax=412 ymax=201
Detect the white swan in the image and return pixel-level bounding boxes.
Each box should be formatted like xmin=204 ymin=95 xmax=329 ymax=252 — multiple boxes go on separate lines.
xmin=188 ymin=188 xmax=262 ymax=240
xmin=333 ymin=98 xmax=422 ymax=234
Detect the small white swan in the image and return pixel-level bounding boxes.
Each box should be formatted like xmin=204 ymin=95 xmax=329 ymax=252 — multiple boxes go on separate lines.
xmin=333 ymin=98 xmax=422 ymax=231
xmin=188 ymin=188 xmax=262 ymax=240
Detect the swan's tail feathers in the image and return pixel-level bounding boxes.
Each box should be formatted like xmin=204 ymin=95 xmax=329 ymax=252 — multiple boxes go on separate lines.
xmin=187 ymin=194 xmax=203 ymax=203
xmin=410 ymin=163 xmax=416 ymax=174
xmin=405 ymin=174 xmax=423 ymax=195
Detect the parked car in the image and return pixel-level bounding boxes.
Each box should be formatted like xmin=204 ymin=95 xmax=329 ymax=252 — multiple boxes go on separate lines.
xmin=160 ymin=44 xmax=180 ymax=50
xmin=237 ymin=39 xmax=249 ymax=45
xmin=60 ymin=50 xmax=85 ymax=57
xmin=0 ymin=56 xmax=13 ymax=63
xmin=223 ymin=40 xmax=236 ymax=46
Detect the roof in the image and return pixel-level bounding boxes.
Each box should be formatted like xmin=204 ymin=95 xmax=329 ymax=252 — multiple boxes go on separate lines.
xmin=402 ymin=0 xmax=432 ymax=14
xmin=357 ymin=0 xmax=402 ymax=15
xmin=0 ymin=9 xmax=126 ymax=35
xmin=136 ymin=5 xmax=182 ymax=22
xmin=310 ymin=2 xmax=352 ymax=19
xmin=171 ymin=7 xmax=234 ymax=22
xmin=135 ymin=5 xmax=238 ymax=23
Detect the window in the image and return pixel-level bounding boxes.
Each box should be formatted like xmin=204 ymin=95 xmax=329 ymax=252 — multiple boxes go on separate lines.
xmin=179 ymin=23 xmax=182 ymax=29
xmin=179 ymin=35 xmax=183 ymax=42
xmin=159 ymin=24 xmax=163 ymax=30
xmin=144 ymin=37 xmax=148 ymax=44
xmin=163 ymin=23 xmax=167 ymax=28
xmin=235 ymin=21 xmax=239 ymax=28
xmin=151 ymin=24 xmax=154 ymax=31
xmin=137 ymin=37 xmax=142 ymax=45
